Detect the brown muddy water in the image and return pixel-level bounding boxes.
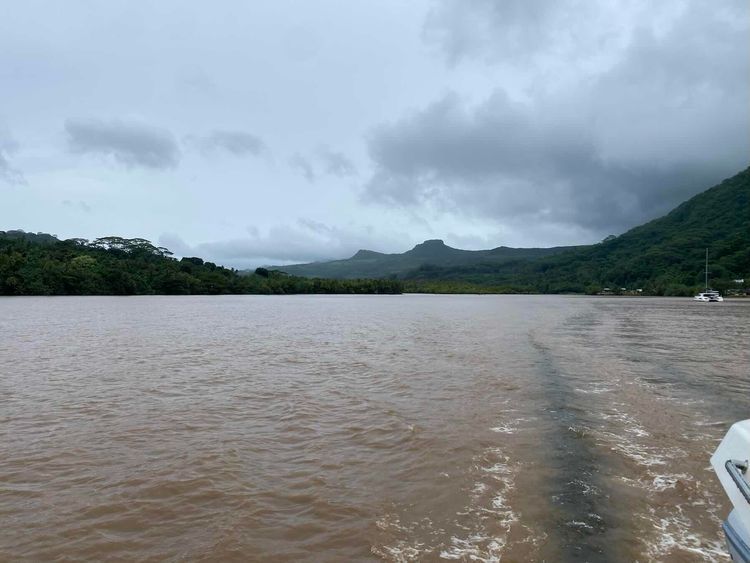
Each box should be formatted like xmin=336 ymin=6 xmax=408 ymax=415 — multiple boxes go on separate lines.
xmin=1 ymin=295 xmax=748 ymax=562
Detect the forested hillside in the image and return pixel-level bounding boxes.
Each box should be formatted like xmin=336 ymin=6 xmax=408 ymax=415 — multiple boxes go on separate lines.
xmin=0 ymin=233 xmax=402 ymax=295
xmin=405 ymin=168 xmax=750 ymax=295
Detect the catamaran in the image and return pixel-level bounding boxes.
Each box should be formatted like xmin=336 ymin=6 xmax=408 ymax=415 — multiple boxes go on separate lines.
xmin=694 ymin=290 xmax=724 ymax=302
xmin=694 ymin=248 xmax=723 ymax=301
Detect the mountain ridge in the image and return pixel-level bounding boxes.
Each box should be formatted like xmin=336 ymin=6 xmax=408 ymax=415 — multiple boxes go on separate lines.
xmin=271 ymin=238 xmax=577 ymax=279
xmin=273 ymin=167 xmax=749 ymax=294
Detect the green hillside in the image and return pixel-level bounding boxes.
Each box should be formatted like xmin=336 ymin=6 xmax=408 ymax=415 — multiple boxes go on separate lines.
xmin=405 ymin=167 xmax=750 ymax=295
xmin=272 ymin=239 xmax=575 ymax=279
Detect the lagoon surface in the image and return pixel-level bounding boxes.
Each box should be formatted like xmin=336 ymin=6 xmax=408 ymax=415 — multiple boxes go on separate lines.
xmin=1 ymin=295 xmax=749 ymax=561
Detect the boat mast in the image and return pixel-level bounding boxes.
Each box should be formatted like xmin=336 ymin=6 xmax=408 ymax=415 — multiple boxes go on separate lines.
xmin=705 ymin=248 xmax=709 ymax=290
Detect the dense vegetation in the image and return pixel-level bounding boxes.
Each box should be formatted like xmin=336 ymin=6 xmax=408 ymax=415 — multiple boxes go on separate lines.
xmin=403 ymin=168 xmax=750 ymax=295
xmin=0 ymin=232 xmax=403 ymax=295
xmin=271 ymin=239 xmax=575 ymax=279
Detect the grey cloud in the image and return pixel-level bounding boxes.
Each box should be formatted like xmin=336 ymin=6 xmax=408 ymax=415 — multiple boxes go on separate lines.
xmin=366 ymin=2 xmax=750 ymax=236
xmin=157 ymin=232 xmax=194 ymax=257
xmin=289 ymin=153 xmax=316 ymax=182
xmin=62 ymin=200 xmax=92 ymax=213
xmin=425 ymin=0 xmax=572 ymax=64
xmin=317 ymin=147 xmax=357 ymax=177
xmin=423 ymin=0 xmax=687 ymax=67
xmin=290 ymin=148 xmax=357 ymax=181
xmin=0 ymin=151 xmax=25 ymax=185
xmin=365 ymin=92 xmax=743 ymax=234
xmin=159 ymin=220 xmax=406 ymax=268
xmin=196 ymin=130 xmax=267 ymax=157
xmin=65 ymin=118 xmax=180 ymax=169
xmin=0 ymin=134 xmax=18 ymax=154
xmin=177 ymin=67 xmax=218 ymax=97
xmin=0 ymin=132 xmax=25 ymax=185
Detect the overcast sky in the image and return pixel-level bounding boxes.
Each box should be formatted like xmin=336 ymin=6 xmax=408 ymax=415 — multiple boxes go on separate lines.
xmin=1 ymin=0 xmax=748 ymax=267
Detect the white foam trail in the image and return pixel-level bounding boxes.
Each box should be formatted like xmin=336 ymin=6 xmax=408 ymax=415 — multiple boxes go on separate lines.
xmin=439 ymin=534 xmax=503 ymax=562
xmin=645 ymin=507 xmax=729 ymax=562
xmin=472 ymin=482 xmax=488 ymax=495
xmin=595 ymin=408 xmax=729 ymax=560
xmin=373 ymin=515 xmax=437 ymax=562
xmin=374 ymin=445 xmax=523 ymax=562
xmin=489 ymin=416 xmax=536 ymax=435
xmin=566 ymin=520 xmax=594 ymax=532
xmin=490 ymin=424 xmax=516 ymax=434
xmin=650 ymin=473 xmax=689 ymax=492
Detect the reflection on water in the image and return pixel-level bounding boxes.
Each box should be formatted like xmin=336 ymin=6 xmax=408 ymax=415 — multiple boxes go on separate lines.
xmin=0 ymin=295 xmax=748 ymax=561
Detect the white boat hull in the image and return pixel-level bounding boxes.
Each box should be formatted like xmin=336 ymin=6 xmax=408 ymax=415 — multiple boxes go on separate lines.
xmin=695 ymin=291 xmax=723 ymax=302
xmin=712 ymin=420 xmax=750 ymax=561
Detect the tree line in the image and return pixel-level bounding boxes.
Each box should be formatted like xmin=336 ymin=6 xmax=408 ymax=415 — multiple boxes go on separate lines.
xmin=0 ymin=232 xmax=403 ymax=296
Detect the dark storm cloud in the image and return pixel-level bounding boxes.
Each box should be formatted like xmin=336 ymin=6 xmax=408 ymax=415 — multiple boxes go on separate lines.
xmin=65 ymin=118 xmax=180 ymax=169
xmin=366 ymin=0 xmax=750 ymax=235
xmin=195 ymin=130 xmax=267 ymax=157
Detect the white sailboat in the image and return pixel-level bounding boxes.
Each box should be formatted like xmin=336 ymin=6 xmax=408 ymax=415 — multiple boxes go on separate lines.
xmin=694 ymin=248 xmax=724 ymax=301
